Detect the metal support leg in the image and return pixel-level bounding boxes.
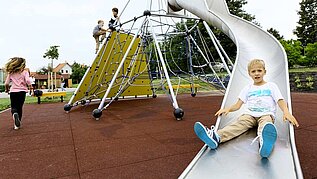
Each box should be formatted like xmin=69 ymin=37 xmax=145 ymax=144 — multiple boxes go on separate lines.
xmin=188 ymin=34 xmax=226 ymax=89
xmin=149 ymin=17 xmax=184 ymax=119
xmin=203 ymin=21 xmax=232 ymax=75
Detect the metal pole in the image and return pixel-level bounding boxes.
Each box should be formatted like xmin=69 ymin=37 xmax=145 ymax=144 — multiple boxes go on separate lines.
xmin=118 ymin=0 xmax=130 ymax=19
xmin=203 ymin=21 xmax=231 ymax=75
xmin=184 ymin=24 xmax=195 ymax=93
xmin=188 ymin=34 xmax=226 ymax=89
xmin=149 ymin=17 xmax=179 ymax=109
xmin=210 ymin=28 xmax=234 ymax=67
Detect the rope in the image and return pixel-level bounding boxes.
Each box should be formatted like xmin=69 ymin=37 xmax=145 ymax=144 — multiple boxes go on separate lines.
xmin=70 ymin=9 xmax=230 ymax=109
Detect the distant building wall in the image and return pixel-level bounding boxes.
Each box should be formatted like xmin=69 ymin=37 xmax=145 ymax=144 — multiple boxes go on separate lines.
xmin=60 ymin=65 xmax=72 ymax=74
xmin=0 ymin=68 xmax=5 ymax=92
xmin=0 ymin=68 xmax=4 ymax=84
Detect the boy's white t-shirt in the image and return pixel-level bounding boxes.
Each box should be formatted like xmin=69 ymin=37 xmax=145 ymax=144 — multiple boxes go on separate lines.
xmin=238 ymin=82 xmax=284 ymax=118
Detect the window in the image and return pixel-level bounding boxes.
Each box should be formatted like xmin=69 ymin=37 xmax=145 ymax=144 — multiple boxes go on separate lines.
xmin=66 ymin=70 xmax=68 ymax=73
xmin=61 ymin=70 xmax=64 ymax=73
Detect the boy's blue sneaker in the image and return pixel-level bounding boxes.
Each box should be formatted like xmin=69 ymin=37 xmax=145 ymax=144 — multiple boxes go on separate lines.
xmin=259 ymin=122 xmax=277 ymax=158
xmin=194 ymin=122 xmax=220 ymax=149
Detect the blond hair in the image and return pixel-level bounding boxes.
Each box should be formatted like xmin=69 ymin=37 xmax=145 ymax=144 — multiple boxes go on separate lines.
xmin=248 ymin=59 xmax=266 ymax=72
xmin=5 ymin=57 xmax=26 ymax=74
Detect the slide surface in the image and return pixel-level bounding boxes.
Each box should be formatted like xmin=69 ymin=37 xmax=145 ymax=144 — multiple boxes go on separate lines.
xmin=168 ymin=0 xmax=303 ymax=178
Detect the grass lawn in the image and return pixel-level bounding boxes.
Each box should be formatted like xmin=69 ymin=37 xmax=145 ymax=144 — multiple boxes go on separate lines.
xmin=151 ymin=77 xmax=219 ymax=94
xmin=72 ymin=84 xmax=79 ymax=88
xmin=289 ymin=67 xmax=317 ymax=73
xmin=0 ymin=77 xmax=221 ymax=112
xmin=2 ymin=68 xmax=314 ymax=112
xmin=0 ymin=92 xmax=73 ymax=112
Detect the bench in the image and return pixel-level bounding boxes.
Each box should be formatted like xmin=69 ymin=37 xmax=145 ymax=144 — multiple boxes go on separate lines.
xmin=36 ymin=91 xmax=67 ymax=104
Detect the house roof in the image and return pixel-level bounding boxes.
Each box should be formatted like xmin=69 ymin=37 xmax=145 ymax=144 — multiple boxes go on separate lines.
xmin=30 ymin=72 xmax=70 ymax=80
xmin=53 ymin=63 xmax=71 ymax=73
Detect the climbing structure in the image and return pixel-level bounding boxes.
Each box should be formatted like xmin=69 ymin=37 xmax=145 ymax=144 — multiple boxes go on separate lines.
xmin=64 ymin=3 xmax=232 ymax=120
xmin=64 ymin=31 xmax=153 ymax=114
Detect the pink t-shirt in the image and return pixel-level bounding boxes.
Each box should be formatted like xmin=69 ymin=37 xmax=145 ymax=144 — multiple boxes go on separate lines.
xmin=5 ymin=70 xmax=31 ymax=92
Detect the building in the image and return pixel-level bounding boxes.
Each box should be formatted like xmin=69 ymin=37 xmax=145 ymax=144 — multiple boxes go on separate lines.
xmin=53 ymin=63 xmax=72 ymax=75
xmin=0 ymin=68 xmax=4 ymax=83
xmin=30 ymin=72 xmax=72 ymax=89
xmin=28 ymin=62 xmax=73 ymax=89
xmin=0 ymin=68 xmax=5 ymax=92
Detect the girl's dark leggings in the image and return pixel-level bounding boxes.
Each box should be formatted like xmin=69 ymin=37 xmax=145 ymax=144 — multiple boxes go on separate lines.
xmin=10 ymin=92 xmax=26 ymax=121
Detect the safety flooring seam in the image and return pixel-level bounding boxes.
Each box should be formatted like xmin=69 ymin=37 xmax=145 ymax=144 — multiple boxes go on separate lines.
xmin=68 ymin=113 xmax=82 ymax=179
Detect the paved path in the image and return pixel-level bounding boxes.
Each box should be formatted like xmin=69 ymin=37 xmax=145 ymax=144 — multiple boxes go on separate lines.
xmin=0 ymin=92 xmax=316 ymax=178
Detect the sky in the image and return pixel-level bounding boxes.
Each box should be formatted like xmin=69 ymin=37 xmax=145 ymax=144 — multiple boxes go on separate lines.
xmin=0 ymin=0 xmax=300 ymax=72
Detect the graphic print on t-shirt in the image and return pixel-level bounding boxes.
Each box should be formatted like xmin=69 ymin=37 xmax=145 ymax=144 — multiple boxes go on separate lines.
xmin=247 ymin=89 xmax=273 ymax=113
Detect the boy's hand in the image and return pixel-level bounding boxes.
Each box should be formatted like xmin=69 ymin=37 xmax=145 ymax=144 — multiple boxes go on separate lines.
xmin=215 ymin=108 xmax=230 ymax=116
xmin=283 ymin=112 xmax=299 ymax=127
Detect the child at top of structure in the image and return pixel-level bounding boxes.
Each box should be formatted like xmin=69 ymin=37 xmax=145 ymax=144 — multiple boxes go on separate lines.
xmin=5 ymin=57 xmax=32 ymax=130
xmin=108 ymin=7 xmax=120 ymax=32
xmin=92 ymin=20 xmax=108 ymax=54
xmin=194 ymin=59 xmax=299 ymax=158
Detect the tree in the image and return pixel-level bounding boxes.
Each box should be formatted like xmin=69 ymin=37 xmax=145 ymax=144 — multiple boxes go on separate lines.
xmin=43 ymin=46 xmax=60 ymax=71
xmin=226 ymin=0 xmax=258 ymax=25
xmin=294 ymin=0 xmax=317 ymax=46
xmin=71 ymin=62 xmax=88 ymax=84
xmin=155 ymin=0 xmax=257 ymax=74
xmin=213 ymin=0 xmax=260 ymax=62
xmin=304 ymin=42 xmax=317 ymax=67
xmin=169 ymin=0 xmax=257 ymax=66
xmin=267 ymin=28 xmax=284 ymax=40
xmin=36 ymin=66 xmax=51 ymax=75
xmin=280 ymin=40 xmax=303 ymax=67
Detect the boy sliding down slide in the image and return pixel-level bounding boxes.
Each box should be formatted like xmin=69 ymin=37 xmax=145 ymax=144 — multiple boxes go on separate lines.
xmin=194 ymin=59 xmax=299 ymax=158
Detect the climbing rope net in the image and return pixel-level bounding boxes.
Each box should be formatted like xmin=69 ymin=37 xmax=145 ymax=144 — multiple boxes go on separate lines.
xmin=65 ymin=1 xmax=233 ymax=120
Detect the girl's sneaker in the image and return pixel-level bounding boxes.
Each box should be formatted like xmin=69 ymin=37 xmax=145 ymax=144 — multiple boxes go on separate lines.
xmin=194 ymin=122 xmax=220 ymax=149
xmin=13 ymin=113 xmax=21 ymax=130
xmin=259 ymin=122 xmax=277 ymax=158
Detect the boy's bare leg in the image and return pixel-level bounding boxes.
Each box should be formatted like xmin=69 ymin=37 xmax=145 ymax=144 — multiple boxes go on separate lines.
xmin=100 ymin=34 xmax=106 ymax=42
xmin=94 ymin=35 xmax=100 ymax=54
xmin=99 ymin=30 xmax=107 ymax=42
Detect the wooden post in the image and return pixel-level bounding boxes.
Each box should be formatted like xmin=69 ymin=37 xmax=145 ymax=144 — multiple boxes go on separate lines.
xmin=48 ymin=72 xmax=50 ymax=90
xmin=54 ymin=72 xmax=57 ymax=91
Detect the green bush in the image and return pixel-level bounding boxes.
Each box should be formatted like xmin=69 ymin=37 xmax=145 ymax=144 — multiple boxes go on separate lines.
xmin=306 ymin=76 xmax=314 ymax=89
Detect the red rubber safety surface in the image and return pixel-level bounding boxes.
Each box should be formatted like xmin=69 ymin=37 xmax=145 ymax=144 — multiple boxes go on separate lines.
xmin=0 ymin=92 xmax=316 ymax=178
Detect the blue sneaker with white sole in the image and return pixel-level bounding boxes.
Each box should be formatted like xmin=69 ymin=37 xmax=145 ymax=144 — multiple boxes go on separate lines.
xmin=194 ymin=122 xmax=220 ymax=149
xmin=259 ymin=122 xmax=277 ymax=158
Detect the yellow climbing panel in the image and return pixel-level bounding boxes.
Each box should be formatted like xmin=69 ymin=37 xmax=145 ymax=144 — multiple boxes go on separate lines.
xmin=70 ymin=31 xmax=152 ymax=104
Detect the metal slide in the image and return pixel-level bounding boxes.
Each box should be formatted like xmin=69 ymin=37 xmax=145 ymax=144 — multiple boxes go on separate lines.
xmin=167 ymin=0 xmax=303 ymax=178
